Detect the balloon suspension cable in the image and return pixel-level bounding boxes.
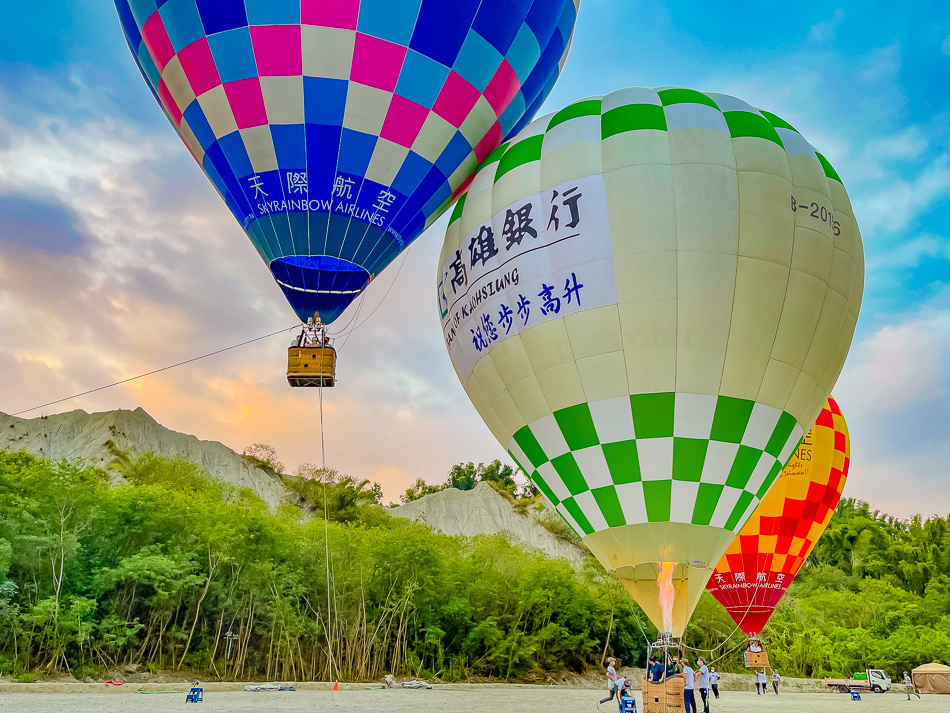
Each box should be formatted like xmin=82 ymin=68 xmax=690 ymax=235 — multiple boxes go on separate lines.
xmin=704 ymin=637 xmax=751 ymax=668
xmin=329 ymin=247 xmax=410 ymax=349
xmin=9 ymin=326 xmax=299 ymax=417
xmin=324 ymin=287 xmax=366 ymax=340
xmin=629 ymin=601 xmax=654 ymax=647
xmin=319 ymin=377 xmax=336 ymax=703
xmin=686 ymin=566 xmax=774 ymax=656
xmin=624 ymin=561 xmax=766 ymax=664
xmin=332 ymin=292 xmax=366 ymax=354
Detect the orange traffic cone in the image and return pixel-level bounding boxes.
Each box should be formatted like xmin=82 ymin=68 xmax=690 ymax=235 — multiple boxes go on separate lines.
xmin=333 ymin=680 xmax=338 ymax=691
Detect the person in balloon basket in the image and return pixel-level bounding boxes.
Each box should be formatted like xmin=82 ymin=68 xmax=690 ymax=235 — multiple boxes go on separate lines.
xmin=677 ymin=659 xmax=697 ymax=713
xmin=771 ymin=670 xmax=780 ymax=694
xmin=598 ymin=657 xmax=619 ymax=707
xmin=696 ymin=657 xmax=710 ymax=713
xmin=665 ymin=654 xmax=682 ymax=678
xmin=648 ymin=656 xmax=666 ymax=684
xmin=709 ymin=667 xmax=720 ymax=698
xmin=298 ymin=317 xmax=318 ymax=347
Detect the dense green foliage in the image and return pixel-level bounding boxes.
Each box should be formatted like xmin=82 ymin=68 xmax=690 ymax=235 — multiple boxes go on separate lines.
xmin=764 ymin=499 xmax=950 ymax=677
xmin=0 ymin=448 xmax=947 ymax=683
xmin=401 ymin=461 xmax=537 ymax=503
xmin=0 ymin=451 xmax=644 ymax=681
xmin=683 ymin=499 xmax=950 ymax=677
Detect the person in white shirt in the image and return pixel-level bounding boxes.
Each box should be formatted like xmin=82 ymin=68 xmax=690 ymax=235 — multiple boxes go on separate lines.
xmin=755 ymin=669 xmax=767 ymax=694
xmin=709 ymin=668 xmax=721 ymax=698
xmin=598 ymin=657 xmax=618 ymax=706
xmin=678 ymin=659 xmax=697 ymax=713
xmin=696 ymin=657 xmax=710 ymax=713
xmin=772 ymin=670 xmax=781 ymax=694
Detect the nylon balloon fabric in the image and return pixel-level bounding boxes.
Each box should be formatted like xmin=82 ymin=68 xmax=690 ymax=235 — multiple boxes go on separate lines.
xmin=113 ymin=0 xmax=580 ymax=323
xmin=706 ymin=396 xmax=850 ymax=635
xmin=437 ymin=88 xmax=864 ymax=635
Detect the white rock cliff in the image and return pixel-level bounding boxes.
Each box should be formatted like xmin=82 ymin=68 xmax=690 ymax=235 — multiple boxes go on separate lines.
xmin=0 ymin=408 xmax=289 ymax=507
xmin=0 ymin=408 xmax=586 ymax=565
xmin=391 ymin=481 xmax=586 ymax=567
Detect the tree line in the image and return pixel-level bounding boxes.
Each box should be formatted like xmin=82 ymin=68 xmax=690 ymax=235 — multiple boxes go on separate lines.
xmin=0 ymin=448 xmax=947 ymax=682
xmin=0 ymin=450 xmax=644 ymax=682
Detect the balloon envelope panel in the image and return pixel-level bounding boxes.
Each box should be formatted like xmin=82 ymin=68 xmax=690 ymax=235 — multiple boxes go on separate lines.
xmin=438 ymin=87 xmax=864 ymax=635
xmin=114 ymin=0 xmax=579 ymax=323
xmin=707 ymin=396 xmax=850 ymax=635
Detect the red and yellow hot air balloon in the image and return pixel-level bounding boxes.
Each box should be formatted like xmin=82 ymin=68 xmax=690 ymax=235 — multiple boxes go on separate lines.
xmin=706 ymin=396 xmax=849 ymax=635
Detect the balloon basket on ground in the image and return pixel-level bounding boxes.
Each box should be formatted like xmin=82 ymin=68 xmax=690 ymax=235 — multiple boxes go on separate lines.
xmin=642 ymin=677 xmax=684 ymax=712
xmin=287 ymin=345 xmax=336 ymax=388
xmin=643 ymin=638 xmax=685 ymax=712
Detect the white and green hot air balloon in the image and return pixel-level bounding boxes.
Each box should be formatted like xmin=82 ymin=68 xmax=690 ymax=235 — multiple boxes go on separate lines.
xmin=436 ymin=87 xmax=863 ymax=636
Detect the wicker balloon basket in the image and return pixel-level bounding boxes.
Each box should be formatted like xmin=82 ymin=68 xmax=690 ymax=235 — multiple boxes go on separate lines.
xmin=641 ymin=677 xmax=685 ymax=712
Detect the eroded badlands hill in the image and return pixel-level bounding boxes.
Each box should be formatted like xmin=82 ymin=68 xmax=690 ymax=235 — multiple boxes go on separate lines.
xmin=392 ymin=481 xmax=586 ymax=567
xmin=0 ymin=407 xmax=289 ymax=507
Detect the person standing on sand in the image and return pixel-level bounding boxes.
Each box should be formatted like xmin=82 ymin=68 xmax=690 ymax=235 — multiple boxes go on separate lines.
xmin=678 ymin=658 xmax=697 ymax=713
xmin=754 ymin=669 xmax=765 ymax=694
xmin=772 ymin=670 xmax=780 ymax=694
xmin=709 ymin=667 xmax=720 ymax=698
xmin=696 ymin=657 xmax=710 ymax=713
xmin=598 ymin=657 xmax=619 ymax=707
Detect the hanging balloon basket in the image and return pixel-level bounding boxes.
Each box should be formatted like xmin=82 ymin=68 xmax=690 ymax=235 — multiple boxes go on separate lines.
xmin=287 ymin=345 xmax=336 ymax=388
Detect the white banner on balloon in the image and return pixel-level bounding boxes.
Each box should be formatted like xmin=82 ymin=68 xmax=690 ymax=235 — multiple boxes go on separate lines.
xmin=438 ymin=174 xmax=615 ymax=380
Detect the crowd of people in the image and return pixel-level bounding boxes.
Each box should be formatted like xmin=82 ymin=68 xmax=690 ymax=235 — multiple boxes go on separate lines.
xmin=753 ymin=668 xmax=781 ymax=694
xmin=598 ymin=645 xmax=783 ymax=712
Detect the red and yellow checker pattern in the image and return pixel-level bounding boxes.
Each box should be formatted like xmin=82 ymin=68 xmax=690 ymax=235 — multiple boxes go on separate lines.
xmin=706 ymin=396 xmax=849 ymax=635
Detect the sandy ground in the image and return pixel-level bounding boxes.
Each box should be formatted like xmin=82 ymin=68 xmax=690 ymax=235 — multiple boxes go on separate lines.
xmin=0 ymin=686 xmax=941 ymax=713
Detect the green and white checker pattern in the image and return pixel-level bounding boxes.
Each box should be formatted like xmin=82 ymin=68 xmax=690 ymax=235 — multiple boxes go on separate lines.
xmin=441 ymin=86 xmax=863 ymax=456
xmin=439 ymin=86 xmax=863 ymax=554
xmin=448 ymin=87 xmax=850 ymax=208
xmin=507 ymin=392 xmax=804 ymax=539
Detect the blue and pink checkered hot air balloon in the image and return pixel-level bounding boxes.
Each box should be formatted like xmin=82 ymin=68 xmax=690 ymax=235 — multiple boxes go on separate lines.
xmin=114 ymin=0 xmax=580 ymax=324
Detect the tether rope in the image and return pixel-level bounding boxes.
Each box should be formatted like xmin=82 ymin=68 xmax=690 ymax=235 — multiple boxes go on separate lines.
xmin=318 ymin=373 xmax=337 ymax=704
xmin=10 ymin=244 xmax=410 ymax=416
xmin=8 ymin=325 xmax=298 ymax=417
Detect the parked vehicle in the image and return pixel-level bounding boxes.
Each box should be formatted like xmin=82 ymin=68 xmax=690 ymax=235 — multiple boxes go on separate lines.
xmin=824 ymin=669 xmax=892 ymax=693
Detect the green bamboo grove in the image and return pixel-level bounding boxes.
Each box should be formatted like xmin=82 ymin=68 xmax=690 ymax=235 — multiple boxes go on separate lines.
xmin=0 ymin=449 xmax=947 ymax=682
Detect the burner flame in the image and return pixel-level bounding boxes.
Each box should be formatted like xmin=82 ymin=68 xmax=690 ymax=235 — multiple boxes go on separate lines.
xmin=657 ymin=562 xmax=676 ymax=635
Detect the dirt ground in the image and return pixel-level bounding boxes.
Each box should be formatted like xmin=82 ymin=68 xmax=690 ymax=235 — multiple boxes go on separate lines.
xmin=0 ymin=685 xmax=941 ymax=713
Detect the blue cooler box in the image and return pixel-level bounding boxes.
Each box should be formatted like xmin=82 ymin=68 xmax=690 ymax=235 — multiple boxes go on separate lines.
xmin=620 ymin=695 xmax=637 ymax=712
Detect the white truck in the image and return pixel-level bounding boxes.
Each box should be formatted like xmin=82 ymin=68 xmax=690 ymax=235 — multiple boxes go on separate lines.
xmin=824 ymin=669 xmax=892 ymax=693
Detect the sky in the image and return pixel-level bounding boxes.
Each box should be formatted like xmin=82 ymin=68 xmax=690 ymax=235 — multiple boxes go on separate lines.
xmin=0 ymin=1 xmax=948 ymax=516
